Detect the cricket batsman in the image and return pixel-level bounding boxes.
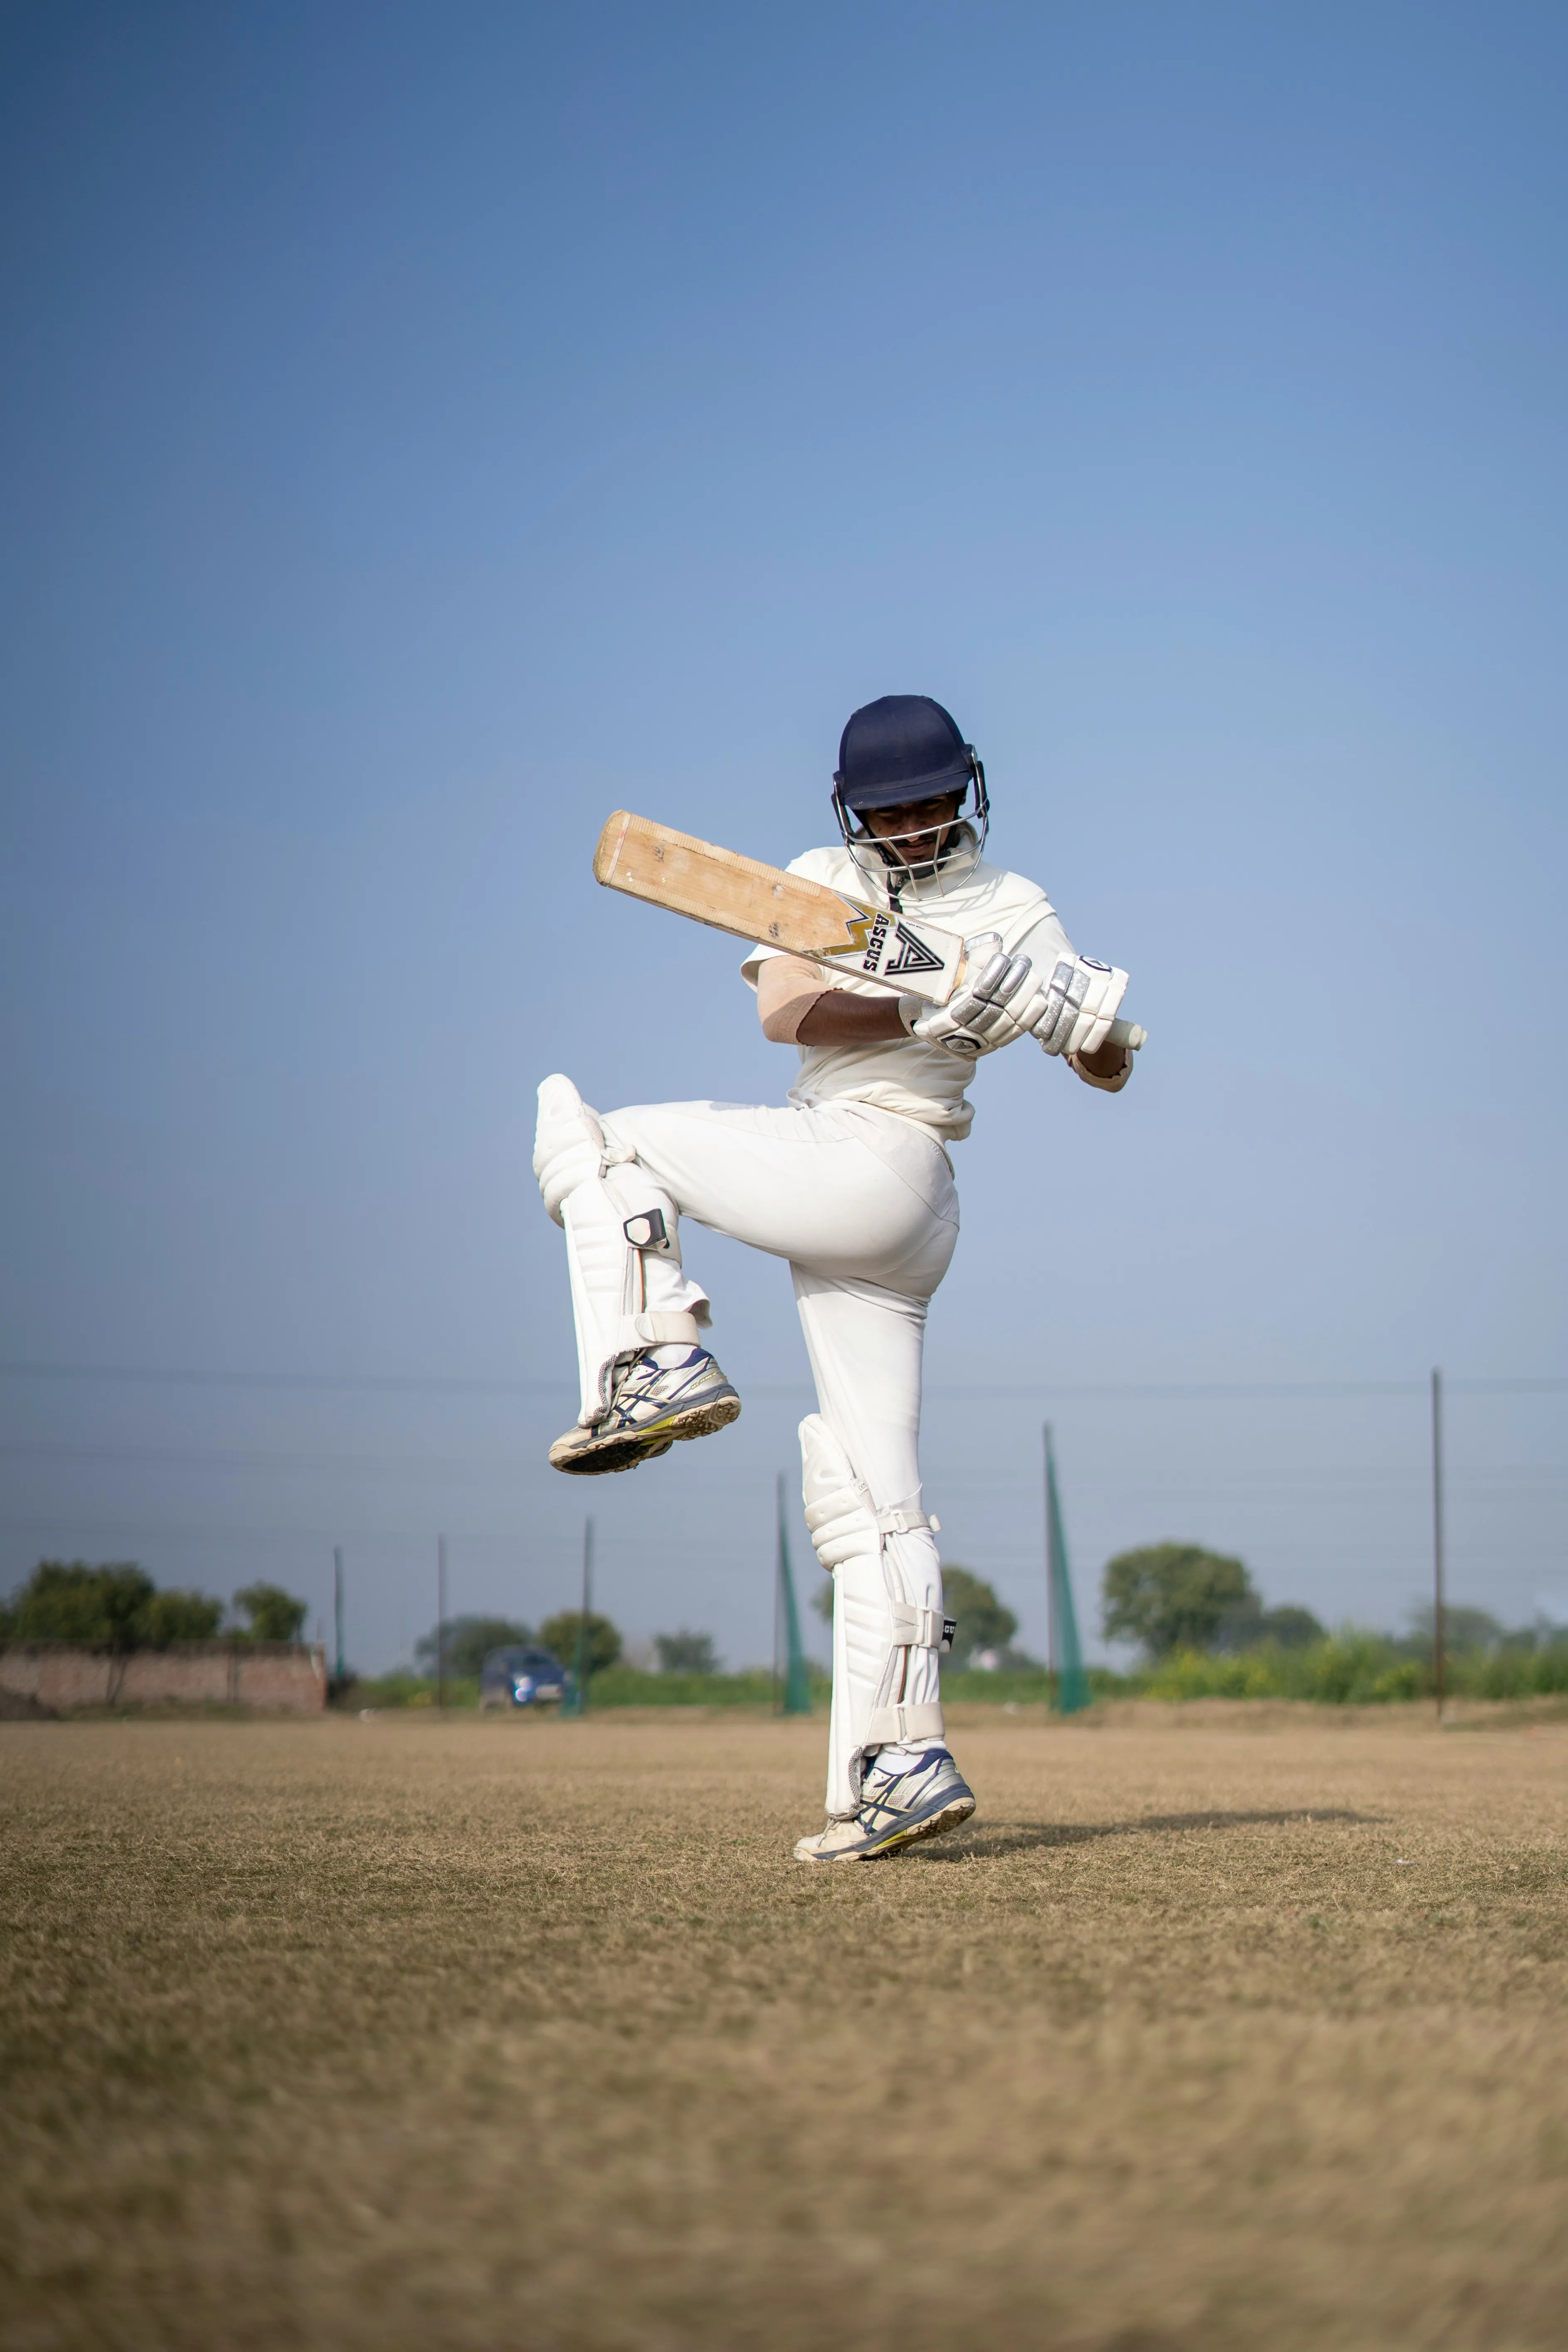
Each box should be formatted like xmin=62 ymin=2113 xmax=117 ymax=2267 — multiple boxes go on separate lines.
xmin=533 ymin=695 xmax=1135 ymax=1860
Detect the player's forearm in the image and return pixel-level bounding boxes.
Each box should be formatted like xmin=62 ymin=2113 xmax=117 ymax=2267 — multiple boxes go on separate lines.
xmin=797 ymin=992 xmax=908 ymax=1045
xmin=757 ymin=955 xmax=907 ymax=1046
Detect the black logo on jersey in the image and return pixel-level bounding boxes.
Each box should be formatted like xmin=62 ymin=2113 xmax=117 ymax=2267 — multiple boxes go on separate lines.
xmin=884 ymin=924 xmax=945 ymax=977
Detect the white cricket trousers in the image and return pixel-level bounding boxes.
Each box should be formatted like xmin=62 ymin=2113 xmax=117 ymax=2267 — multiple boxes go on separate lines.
xmin=541 ymin=1091 xmax=960 ymax=1820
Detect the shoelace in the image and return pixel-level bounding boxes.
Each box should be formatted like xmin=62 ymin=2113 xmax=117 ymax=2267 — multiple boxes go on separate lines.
xmin=604 ymin=1352 xmax=713 ymax=1432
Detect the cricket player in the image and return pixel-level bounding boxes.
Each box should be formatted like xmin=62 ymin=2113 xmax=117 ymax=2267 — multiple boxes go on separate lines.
xmin=533 ymin=695 xmax=1134 ymax=1860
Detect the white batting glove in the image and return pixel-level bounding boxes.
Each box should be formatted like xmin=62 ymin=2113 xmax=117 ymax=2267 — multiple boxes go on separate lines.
xmin=1028 ymin=955 xmax=1129 ymax=1057
xmin=901 ymin=933 xmax=1036 ymax=1058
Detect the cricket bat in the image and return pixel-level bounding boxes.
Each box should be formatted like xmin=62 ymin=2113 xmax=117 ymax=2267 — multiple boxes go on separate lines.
xmin=593 ymin=810 xmax=1145 ymax=1047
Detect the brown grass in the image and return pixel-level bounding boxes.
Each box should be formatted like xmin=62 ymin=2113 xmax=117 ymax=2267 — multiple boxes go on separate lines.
xmin=2 ymin=1708 xmax=1566 ymax=2351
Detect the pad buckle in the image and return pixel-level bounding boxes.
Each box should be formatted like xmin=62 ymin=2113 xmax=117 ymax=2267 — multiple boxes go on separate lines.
xmin=941 ymin=1616 xmax=956 ymax=1653
xmin=623 ymin=1209 xmax=673 ymax=1253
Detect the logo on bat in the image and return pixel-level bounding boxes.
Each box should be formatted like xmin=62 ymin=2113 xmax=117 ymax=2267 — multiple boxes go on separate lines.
xmin=822 ymin=904 xmax=948 ymax=979
xmin=884 ymin=925 xmax=944 ymax=976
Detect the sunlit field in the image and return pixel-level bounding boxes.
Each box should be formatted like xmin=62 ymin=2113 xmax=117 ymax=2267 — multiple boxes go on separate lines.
xmin=3 ymin=1707 xmax=1566 ymax=2351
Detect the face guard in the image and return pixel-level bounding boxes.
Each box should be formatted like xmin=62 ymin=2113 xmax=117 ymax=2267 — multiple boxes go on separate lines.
xmin=831 ymin=761 xmax=990 ymax=899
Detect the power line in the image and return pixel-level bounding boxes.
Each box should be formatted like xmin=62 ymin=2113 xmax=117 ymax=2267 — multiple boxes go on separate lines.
xmin=2 ymin=1359 xmax=1565 ymax=1399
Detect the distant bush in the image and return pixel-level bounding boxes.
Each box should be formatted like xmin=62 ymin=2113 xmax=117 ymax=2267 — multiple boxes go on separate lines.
xmin=1136 ymin=1629 xmax=1568 ymax=1704
xmin=589 ymin=1665 xmax=783 ymax=1707
xmin=654 ymin=1630 xmax=720 ymax=1675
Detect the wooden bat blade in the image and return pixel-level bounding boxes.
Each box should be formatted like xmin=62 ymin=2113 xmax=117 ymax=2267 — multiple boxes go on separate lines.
xmin=592 ymin=811 xmax=1147 ymax=1046
xmin=593 ymin=810 xmax=967 ymax=1004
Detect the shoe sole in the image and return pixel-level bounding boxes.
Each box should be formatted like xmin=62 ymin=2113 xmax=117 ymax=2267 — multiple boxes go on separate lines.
xmin=793 ymin=1790 xmax=977 ymax=1863
xmin=548 ymin=1389 xmax=741 ymax=1477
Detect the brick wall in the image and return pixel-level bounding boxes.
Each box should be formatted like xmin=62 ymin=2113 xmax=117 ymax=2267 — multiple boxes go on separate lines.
xmin=0 ymin=1643 xmax=329 ymax=1714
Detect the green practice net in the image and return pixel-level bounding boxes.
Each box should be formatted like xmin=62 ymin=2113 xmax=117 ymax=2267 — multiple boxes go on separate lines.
xmin=1045 ymin=1428 xmax=1091 ymax=1714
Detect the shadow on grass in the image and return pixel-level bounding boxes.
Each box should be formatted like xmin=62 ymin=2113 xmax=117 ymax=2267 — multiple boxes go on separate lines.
xmin=920 ymin=1806 xmax=1383 ymax=1862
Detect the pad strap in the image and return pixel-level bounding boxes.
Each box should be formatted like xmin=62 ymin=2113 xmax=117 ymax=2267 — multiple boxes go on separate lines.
xmin=866 ymin=1698 xmax=946 ymax=1745
xmin=628 ymin=1311 xmax=701 ymax=1346
xmin=876 ymin=1505 xmax=935 ymax=1538
xmin=890 ymin=1603 xmax=955 ymax=1652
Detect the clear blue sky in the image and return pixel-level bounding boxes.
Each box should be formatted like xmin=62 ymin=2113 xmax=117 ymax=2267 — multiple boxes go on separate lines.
xmin=3 ymin=3 xmax=1565 ymax=1671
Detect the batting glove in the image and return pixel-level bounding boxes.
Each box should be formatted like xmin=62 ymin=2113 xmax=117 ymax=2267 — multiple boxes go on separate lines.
xmin=901 ymin=933 xmax=1036 ymax=1058
xmin=1027 ymin=955 xmax=1130 ymax=1057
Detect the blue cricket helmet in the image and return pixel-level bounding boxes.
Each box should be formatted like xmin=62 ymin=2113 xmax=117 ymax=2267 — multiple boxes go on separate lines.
xmin=834 ymin=694 xmax=979 ymax=812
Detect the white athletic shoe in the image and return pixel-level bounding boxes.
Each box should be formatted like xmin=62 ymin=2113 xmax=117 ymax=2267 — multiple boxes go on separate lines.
xmin=793 ymin=1746 xmax=976 ymax=1862
xmin=548 ymin=1345 xmax=741 ymax=1476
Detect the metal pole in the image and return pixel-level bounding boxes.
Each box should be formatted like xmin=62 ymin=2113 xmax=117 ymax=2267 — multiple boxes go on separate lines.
xmin=575 ymin=1517 xmax=593 ymax=1714
xmin=437 ymin=1534 xmax=447 ymax=1713
xmin=1044 ymin=1423 xmax=1058 ymax=1694
xmin=773 ymin=1475 xmax=783 ymax=1714
xmin=1431 ymin=1369 xmax=1446 ymax=1719
xmin=333 ymin=1546 xmax=345 ymax=1683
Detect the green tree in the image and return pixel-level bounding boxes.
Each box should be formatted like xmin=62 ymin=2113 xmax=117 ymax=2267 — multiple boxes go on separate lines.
xmin=415 ymin=1615 xmax=532 ymax=1678
xmin=1102 ymin=1543 xmax=1254 ymax=1658
xmin=938 ymin=1567 xmax=1019 ymax=1667
xmin=1401 ymin=1602 xmax=1505 ymax=1657
xmin=1258 ymin=1604 xmax=1325 ymax=1651
xmin=655 ymin=1629 xmax=719 ymax=1675
xmin=136 ymin=1589 xmax=224 ymax=1645
xmin=1208 ymin=1595 xmax=1327 ymax=1654
xmin=231 ymin=1583 xmax=309 ymax=1643
xmin=538 ymin=1610 xmax=622 ymax=1678
xmin=0 ymin=1561 xmax=222 ymax=1649
xmin=3 ymin=1561 xmax=155 ymax=1647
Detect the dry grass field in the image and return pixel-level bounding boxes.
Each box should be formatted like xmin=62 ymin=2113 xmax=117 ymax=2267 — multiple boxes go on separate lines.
xmin=2 ymin=1705 xmax=1566 ymax=2352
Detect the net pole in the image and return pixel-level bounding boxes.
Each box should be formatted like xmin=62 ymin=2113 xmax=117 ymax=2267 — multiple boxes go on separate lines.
xmin=333 ymin=1545 xmax=345 ymax=1683
xmin=773 ymin=1476 xmax=782 ymax=1715
xmin=576 ymin=1517 xmax=593 ymax=1716
xmin=1044 ymin=1423 xmax=1058 ymax=1704
xmin=436 ymin=1535 xmax=447 ymax=1713
xmin=1432 ymin=1368 xmax=1446 ymax=1719
xmin=1046 ymin=1428 xmax=1091 ymax=1714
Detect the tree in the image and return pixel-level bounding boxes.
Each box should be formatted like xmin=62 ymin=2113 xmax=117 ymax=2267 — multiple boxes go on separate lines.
xmin=938 ymin=1568 xmax=1018 ymax=1668
xmin=3 ymin=1562 xmax=155 ymax=1647
xmin=1209 ymin=1596 xmax=1327 ymax=1654
xmin=538 ymin=1610 xmax=622 ymax=1678
xmin=1258 ymin=1604 xmax=1325 ymax=1651
xmin=655 ymin=1630 xmax=719 ymax=1675
xmin=135 ymin=1589 xmax=224 ymax=1645
xmin=0 ymin=1562 xmax=221 ymax=1649
xmin=415 ymin=1615 xmax=532 ymax=1678
xmin=1402 ymin=1602 xmax=1505 ymax=1657
xmin=1102 ymin=1544 xmax=1254 ymax=1658
xmin=231 ymin=1583 xmax=308 ymax=1643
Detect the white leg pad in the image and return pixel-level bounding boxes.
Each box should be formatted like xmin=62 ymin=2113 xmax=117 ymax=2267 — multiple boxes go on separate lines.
xmin=801 ymin=1413 xmax=947 ymax=1818
xmin=560 ymin=1163 xmax=711 ymax=1426
xmin=536 ymin=1076 xmax=713 ymax=1423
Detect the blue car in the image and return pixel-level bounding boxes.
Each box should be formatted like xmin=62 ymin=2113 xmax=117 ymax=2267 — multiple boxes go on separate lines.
xmin=479 ymin=1644 xmax=569 ymax=1709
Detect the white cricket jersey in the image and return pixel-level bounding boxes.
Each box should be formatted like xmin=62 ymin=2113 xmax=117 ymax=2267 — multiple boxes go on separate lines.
xmin=740 ymin=837 xmax=1075 ymax=1144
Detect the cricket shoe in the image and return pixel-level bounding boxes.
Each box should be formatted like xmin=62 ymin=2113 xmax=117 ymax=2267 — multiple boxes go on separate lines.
xmin=547 ymin=1345 xmax=741 ymax=1476
xmin=793 ymin=1746 xmax=976 ymax=1862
